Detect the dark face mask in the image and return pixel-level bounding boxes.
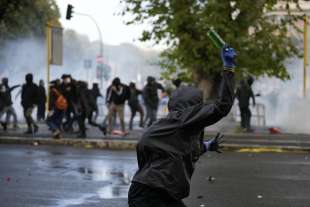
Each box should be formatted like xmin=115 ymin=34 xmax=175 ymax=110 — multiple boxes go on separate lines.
xmin=2 ymin=79 xmax=8 ymax=86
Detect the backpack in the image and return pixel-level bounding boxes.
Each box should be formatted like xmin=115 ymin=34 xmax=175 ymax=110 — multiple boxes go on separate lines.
xmin=53 ymin=89 xmax=68 ymax=110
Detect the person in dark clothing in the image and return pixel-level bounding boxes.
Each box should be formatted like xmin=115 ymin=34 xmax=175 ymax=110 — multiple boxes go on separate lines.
xmin=1 ymin=78 xmax=20 ymax=129
xmin=90 ymin=83 xmax=102 ymax=122
xmin=0 ymin=84 xmax=9 ymax=130
xmin=21 ymin=73 xmax=39 ymax=134
xmin=37 ymin=80 xmax=47 ymax=122
xmin=172 ymin=78 xmax=182 ymax=88
xmin=143 ymin=76 xmax=165 ymax=127
xmin=61 ymin=75 xmax=78 ymax=132
xmin=236 ymin=76 xmax=255 ymax=132
xmin=128 ymin=82 xmax=144 ymax=130
xmin=106 ymin=77 xmax=130 ymax=134
xmin=128 ymin=46 xmax=236 ymax=207
xmin=75 ymin=81 xmax=106 ymax=138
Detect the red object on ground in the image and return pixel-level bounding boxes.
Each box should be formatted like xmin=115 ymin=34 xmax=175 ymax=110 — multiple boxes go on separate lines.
xmin=112 ymin=130 xmax=129 ymax=136
xmin=6 ymin=177 xmax=11 ymax=182
xmin=269 ymin=127 xmax=281 ymax=134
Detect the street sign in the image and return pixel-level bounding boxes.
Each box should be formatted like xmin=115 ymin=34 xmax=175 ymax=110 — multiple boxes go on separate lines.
xmin=50 ymin=27 xmax=63 ymax=65
xmin=96 ymin=55 xmax=104 ymax=64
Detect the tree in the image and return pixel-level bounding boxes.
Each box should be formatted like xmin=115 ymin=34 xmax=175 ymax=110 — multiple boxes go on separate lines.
xmin=0 ymin=0 xmax=60 ymax=43
xmin=121 ymin=0 xmax=303 ymax=98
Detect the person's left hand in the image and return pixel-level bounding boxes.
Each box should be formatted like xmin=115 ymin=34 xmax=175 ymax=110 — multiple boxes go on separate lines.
xmin=221 ymin=45 xmax=237 ymax=69
xmin=204 ymin=133 xmax=225 ymax=153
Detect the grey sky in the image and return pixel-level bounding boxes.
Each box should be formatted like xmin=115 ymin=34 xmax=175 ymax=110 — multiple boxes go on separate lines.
xmin=57 ymin=0 xmax=158 ymax=50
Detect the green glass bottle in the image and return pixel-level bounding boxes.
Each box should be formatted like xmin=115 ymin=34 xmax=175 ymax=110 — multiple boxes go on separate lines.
xmin=207 ymin=28 xmax=226 ymax=49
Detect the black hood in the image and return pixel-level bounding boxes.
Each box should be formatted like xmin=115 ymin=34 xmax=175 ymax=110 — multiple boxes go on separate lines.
xmin=25 ymin=74 xmax=33 ymax=84
xmin=168 ymin=86 xmax=203 ymax=112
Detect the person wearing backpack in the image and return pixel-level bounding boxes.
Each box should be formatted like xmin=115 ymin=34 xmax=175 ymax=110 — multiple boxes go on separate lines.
xmin=46 ymin=83 xmax=68 ymax=139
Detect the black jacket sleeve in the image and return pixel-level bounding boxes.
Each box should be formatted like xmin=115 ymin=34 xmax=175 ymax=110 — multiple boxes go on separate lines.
xmin=156 ymin=82 xmax=165 ymax=92
xmin=9 ymin=85 xmax=21 ymax=92
xmin=181 ymin=71 xmax=235 ymax=130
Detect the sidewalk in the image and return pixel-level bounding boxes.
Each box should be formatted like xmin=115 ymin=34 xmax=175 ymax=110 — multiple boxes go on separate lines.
xmin=1 ymin=124 xmax=310 ymax=152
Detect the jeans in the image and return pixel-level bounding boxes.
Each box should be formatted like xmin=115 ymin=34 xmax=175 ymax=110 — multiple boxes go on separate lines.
xmin=5 ymin=105 xmax=18 ymax=126
xmin=46 ymin=109 xmax=64 ymax=132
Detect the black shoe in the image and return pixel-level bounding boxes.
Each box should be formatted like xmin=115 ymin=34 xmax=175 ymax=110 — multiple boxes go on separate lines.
xmin=53 ymin=130 xmax=61 ymax=139
xmin=99 ymin=126 xmax=107 ymax=136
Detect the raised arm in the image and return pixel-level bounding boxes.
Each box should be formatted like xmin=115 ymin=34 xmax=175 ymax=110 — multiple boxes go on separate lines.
xmin=182 ymin=71 xmax=235 ymax=129
xmin=9 ymin=84 xmax=21 ymax=92
xmin=182 ymin=46 xmax=236 ymax=130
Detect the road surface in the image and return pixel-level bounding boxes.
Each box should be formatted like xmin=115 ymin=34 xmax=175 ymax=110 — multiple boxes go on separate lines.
xmin=0 ymin=144 xmax=309 ymax=207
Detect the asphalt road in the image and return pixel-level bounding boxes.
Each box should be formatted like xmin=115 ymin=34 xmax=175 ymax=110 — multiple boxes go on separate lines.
xmin=0 ymin=145 xmax=309 ymax=207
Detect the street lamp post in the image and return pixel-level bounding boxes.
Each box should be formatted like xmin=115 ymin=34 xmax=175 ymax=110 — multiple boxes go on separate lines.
xmin=75 ymin=12 xmax=103 ymax=58
xmin=65 ymin=5 xmax=105 ymax=89
xmin=75 ymin=12 xmax=104 ymax=89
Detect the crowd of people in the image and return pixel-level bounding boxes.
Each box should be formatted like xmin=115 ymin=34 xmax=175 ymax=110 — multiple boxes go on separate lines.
xmin=0 ymin=73 xmax=166 ymax=138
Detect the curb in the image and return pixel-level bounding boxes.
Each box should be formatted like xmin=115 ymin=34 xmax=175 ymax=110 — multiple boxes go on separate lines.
xmin=0 ymin=137 xmax=137 ymax=150
xmin=1 ymin=136 xmax=310 ymax=153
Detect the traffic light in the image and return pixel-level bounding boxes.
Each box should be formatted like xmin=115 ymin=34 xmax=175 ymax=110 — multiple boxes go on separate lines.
xmin=66 ymin=4 xmax=74 ymax=20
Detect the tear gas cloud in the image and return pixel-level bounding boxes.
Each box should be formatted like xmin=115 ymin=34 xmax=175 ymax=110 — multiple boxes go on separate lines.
xmin=0 ymin=32 xmax=161 ymax=119
xmin=254 ymin=58 xmax=310 ymax=134
xmin=1 ymin=33 xmax=309 ymax=134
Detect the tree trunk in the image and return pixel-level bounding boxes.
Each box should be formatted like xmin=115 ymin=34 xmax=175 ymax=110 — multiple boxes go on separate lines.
xmin=198 ymin=78 xmax=214 ymax=101
xmin=193 ymin=71 xmax=219 ymax=101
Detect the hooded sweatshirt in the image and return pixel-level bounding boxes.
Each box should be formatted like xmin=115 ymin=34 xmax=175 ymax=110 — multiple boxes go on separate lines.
xmin=132 ymin=71 xmax=235 ymax=200
xmin=21 ymin=74 xmax=39 ymax=108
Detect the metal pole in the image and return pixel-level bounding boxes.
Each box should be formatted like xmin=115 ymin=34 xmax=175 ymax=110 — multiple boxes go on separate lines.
xmin=46 ymin=23 xmax=51 ymax=112
xmin=75 ymin=12 xmax=104 ymax=88
xmin=304 ymin=15 xmax=308 ymax=98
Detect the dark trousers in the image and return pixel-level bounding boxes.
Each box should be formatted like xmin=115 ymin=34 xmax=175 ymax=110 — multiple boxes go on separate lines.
xmin=77 ymin=111 xmax=103 ymax=137
xmin=145 ymin=105 xmax=157 ymax=127
xmin=240 ymin=106 xmax=251 ymax=130
xmin=128 ymin=182 xmax=187 ymax=207
xmin=129 ymin=103 xmax=144 ymax=130
xmin=37 ymin=102 xmax=46 ymax=121
xmin=63 ymin=105 xmax=78 ymax=132
xmin=46 ymin=109 xmax=63 ymax=132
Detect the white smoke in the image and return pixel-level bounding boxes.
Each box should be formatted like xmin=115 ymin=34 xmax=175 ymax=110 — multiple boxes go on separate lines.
xmin=254 ymin=58 xmax=310 ymax=134
xmin=0 ymin=32 xmax=162 ymax=123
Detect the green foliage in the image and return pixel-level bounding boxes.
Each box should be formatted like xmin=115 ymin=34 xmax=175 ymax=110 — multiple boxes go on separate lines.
xmin=121 ymin=0 xmax=304 ymax=82
xmin=0 ymin=0 xmax=60 ymax=43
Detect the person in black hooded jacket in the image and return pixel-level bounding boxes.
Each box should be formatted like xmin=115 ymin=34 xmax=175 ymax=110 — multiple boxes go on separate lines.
xmin=128 ymin=45 xmax=236 ymax=207
xmin=21 ymin=73 xmax=39 ymax=134
xmin=143 ymin=76 xmax=165 ymax=127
